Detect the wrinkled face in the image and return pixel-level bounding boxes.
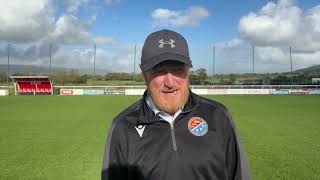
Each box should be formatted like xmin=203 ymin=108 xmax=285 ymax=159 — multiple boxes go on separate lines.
xmin=143 ymin=61 xmax=190 ymax=115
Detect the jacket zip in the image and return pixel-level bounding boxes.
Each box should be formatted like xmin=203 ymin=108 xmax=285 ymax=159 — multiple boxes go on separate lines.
xmin=170 ymin=123 xmax=177 ymax=151
xmin=160 ymin=118 xmax=178 ymax=151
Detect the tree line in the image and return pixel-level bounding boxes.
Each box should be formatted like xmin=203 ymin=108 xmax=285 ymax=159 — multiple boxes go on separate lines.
xmin=0 ymin=68 xmax=319 ymax=85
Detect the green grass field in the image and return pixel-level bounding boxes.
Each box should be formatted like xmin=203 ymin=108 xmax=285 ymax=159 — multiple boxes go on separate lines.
xmin=0 ymin=95 xmax=319 ymax=179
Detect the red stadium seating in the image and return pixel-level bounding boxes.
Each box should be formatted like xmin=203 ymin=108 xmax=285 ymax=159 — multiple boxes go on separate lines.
xmin=11 ymin=76 xmax=53 ymax=95
xmin=36 ymin=83 xmax=52 ymax=92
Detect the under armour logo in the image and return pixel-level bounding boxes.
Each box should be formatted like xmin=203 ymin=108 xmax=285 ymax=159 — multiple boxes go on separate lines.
xmin=159 ymin=39 xmax=176 ymax=48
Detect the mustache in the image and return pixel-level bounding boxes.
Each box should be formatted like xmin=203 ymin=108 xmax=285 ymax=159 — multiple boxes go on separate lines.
xmin=161 ymin=87 xmax=179 ymax=93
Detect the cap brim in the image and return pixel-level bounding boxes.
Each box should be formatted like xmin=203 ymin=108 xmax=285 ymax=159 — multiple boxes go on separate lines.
xmin=141 ymin=53 xmax=192 ymax=72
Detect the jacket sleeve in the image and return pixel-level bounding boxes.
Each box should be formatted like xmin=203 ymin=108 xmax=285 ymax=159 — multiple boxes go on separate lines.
xmin=224 ymin=108 xmax=252 ymax=180
xmin=101 ymin=120 xmax=128 ymax=180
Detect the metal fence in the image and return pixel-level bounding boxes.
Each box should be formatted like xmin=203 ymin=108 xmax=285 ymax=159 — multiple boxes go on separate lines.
xmin=0 ymin=41 xmax=319 ymax=85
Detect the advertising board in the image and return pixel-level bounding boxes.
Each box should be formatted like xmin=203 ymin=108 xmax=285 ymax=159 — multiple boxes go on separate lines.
xmin=289 ymin=89 xmax=309 ymax=94
xmin=226 ymin=89 xmax=272 ymax=95
xmin=104 ymin=90 xmax=125 ymax=95
xmin=191 ymin=89 xmax=208 ymax=95
xmin=83 ymin=89 xmax=105 ymax=95
xmin=308 ymin=89 xmax=320 ymax=94
xmin=272 ymin=90 xmax=289 ymax=95
xmin=125 ymin=89 xmax=146 ymax=95
xmin=207 ymin=89 xmax=229 ymax=95
xmin=0 ymin=89 xmax=9 ymax=96
xmin=60 ymin=89 xmax=83 ymax=95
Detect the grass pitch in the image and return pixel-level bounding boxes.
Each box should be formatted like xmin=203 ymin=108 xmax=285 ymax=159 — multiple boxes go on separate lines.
xmin=0 ymin=95 xmax=319 ymax=180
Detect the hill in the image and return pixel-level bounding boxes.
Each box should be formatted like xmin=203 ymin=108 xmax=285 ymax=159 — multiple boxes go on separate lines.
xmin=0 ymin=64 xmax=108 ymax=75
xmin=294 ymin=64 xmax=320 ymax=74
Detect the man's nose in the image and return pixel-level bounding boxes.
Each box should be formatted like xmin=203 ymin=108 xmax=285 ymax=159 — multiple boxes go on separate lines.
xmin=164 ymin=72 xmax=174 ymax=88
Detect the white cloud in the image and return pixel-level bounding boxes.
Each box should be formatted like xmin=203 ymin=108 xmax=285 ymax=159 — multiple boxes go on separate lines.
xmin=50 ymin=45 xmax=138 ymax=72
xmin=0 ymin=43 xmax=139 ymax=73
xmin=105 ymin=0 xmax=121 ymax=5
xmin=307 ymin=6 xmax=320 ymax=33
xmin=59 ymin=0 xmax=120 ymax=13
xmin=50 ymin=14 xmax=95 ymax=44
xmin=152 ymin=9 xmax=179 ymax=26
xmin=255 ymin=46 xmax=288 ymax=64
xmin=215 ymin=38 xmax=244 ymax=49
xmin=0 ymin=0 xmax=126 ymax=73
xmin=62 ymin=0 xmax=92 ymax=13
xmin=0 ymin=41 xmax=59 ymax=64
xmin=253 ymin=46 xmax=320 ymax=72
xmin=232 ymin=0 xmax=320 ymax=73
xmin=239 ymin=0 xmax=320 ymax=52
xmin=151 ymin=6 xmax=209 ymax=27
xmin=239 ymin=0 xmax=302 ymax=46
xmin=291 ymin=51 xmax=320 ymax=69
xmin=52 ymin=47 xmax=93 ymax=68
xmin=0 ymin=0 xmax=54 ymax=42
xmin=94 ymin=37 xmax=117 ymax=45
xmin=214 ymin=57 xmax=252 ymax=74
xmin=0 ymin=0 xmax=116 ymax=46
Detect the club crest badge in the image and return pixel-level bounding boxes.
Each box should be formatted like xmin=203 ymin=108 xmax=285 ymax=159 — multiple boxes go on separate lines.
xmin=188 ymin=117 xmax=208 ymax=136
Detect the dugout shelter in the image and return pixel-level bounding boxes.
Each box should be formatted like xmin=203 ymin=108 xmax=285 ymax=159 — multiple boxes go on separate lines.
xmin=10 ymin=76 xmax=53 ymax=95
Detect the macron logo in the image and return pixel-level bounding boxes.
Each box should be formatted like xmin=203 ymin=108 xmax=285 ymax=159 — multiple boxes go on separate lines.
xmin=159 ymin=39 xmax=176 ymax=48
xmin=135 ymin=125 xmax=146 ymax=138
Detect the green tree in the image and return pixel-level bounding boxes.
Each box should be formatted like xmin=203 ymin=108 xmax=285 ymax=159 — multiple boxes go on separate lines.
xmin=68 ymin=69 xmax=80 ymax=84
xmin=0 ymin=72 xmax=7 ymax=83
xmin=228 ymin=74 xmax=236 ymax=84
xmin=135 ymin=73 xmax=144 ymax=81
xmin=104 ymin=72 xmax=133 ymax=81
xmin=189 ymin=71 xmax=200 ymax=85
xmin=53 ymin=72 xmax=67 ymax=85
xmin=262 ymin=74 xmax=271 ymax=85
xmin=195 ymin=68 xmax=207 ymax=83
xmin=218 ymin=76 xmax=225 ymax=85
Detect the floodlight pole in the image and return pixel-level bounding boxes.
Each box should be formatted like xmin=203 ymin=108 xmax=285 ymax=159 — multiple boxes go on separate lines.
xmin=49 ymin=43 xmax=52 ymax=77
xmin=93 ymin=43 xmax=96 ymax=81
xmin=290 ymin=46 xmax=293 ymax=86
xmin=212 ymin=45 xmax=215 ymax=84
xmin=133 ymin=45 xmax=136 ymax=82
xmin=252 ymin=44 xmax=255 ymax=85
xmin=7 ymin=42 xmax=10 ymax=86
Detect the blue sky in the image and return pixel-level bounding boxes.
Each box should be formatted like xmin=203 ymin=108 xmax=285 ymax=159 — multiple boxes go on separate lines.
xmin=67 ymin=0 xmax=272 ymax=46
xmin=1 ymin=0 xmax=320 ymax=74
xmin=71 ymin=0 xmax=320 ymax=46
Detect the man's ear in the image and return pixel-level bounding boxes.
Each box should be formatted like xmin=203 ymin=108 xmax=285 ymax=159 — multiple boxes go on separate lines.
xmin=186 ymin=66 xmax=191 ymax=75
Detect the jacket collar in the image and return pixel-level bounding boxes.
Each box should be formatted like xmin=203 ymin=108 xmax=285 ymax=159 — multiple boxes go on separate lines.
xmin=137 ymin=89 xmax=199 ymax=124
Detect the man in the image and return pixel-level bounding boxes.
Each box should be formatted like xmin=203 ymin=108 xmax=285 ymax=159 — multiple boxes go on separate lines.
xmin=102 ymin=29 xmax=251 ymax=180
